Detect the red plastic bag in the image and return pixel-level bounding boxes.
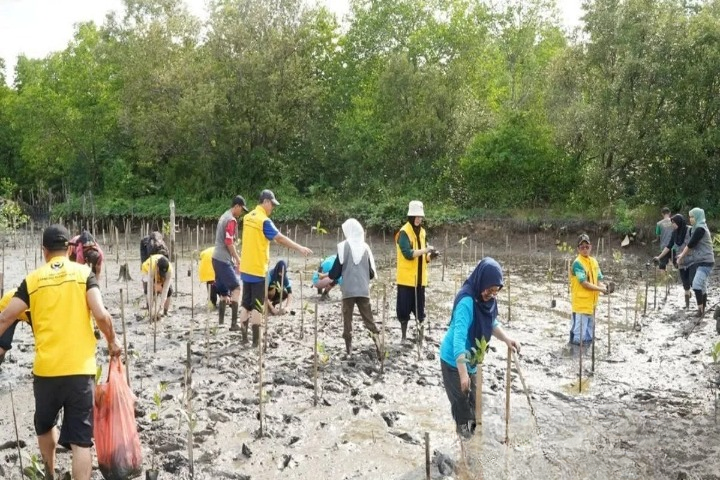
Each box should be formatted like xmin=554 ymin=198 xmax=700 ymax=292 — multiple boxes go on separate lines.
xmin=94 ymin=357 xmax=143 ymax=480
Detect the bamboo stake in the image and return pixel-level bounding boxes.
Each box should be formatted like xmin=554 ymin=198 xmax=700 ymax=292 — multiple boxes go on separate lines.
xmin=511 ymin=352 xmax=537 ymax=421
xmin=425 ymin=432 xmax=430 ymax=480
xmin=381 ymin=283 xmax=387 ymax=374
xmin=186 ymin=341 xmax=194 ymax=479
xmin=415 ymin=273 xmax=421 ymax=361
xmin=10 ymin=388 xmax=24 ymax=477
xmin=475 ymin=367 xmax=483 ymax=427
xmin=259 ymin=275 xmax=269 ymax=437
xmin=170 ymin=200 xmax=177 ymax=297
xmin=441 ymin=230 xmax=448 ymax=282
xmin=506 ymin=265 xmax=511 ymax=325
xmin=579 ymin=315 xmax=583 ymax=393
xmin=591 ymin=307 xmax=596 ymax=373
xmin=1 ymin=240 xmax=5 ymax=297
xmin=505 ymin=345 xmax=511 ymax=445
xmin=653 ymin=264 xmax=658 ymax=310
xmin=120 ymin=289 xmax=130 ymax=387
xmin=299 ymin=270 xmax=305 ymax=339
xmin=607 ymin=290 xmax=611 ymax=355
xmin=313 ymin=302 xmax=319 ymax=406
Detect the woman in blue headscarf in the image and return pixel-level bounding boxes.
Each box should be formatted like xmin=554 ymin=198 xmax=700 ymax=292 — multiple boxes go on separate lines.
xmin=439 ymin=257 xmax=520 ymax=438
xmin=676 ymin=208 xmax=715 ymax=317
xmin=266 ymin=260 xmax=293 ymax=315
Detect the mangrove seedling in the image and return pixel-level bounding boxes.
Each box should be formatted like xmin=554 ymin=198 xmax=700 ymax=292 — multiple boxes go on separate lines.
xmin=459 ymin=337 xmax=488 ymax=428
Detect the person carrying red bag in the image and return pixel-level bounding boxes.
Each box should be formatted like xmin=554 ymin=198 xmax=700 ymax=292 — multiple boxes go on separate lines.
xmin=0 ymin=224 xmax=122 ymax=480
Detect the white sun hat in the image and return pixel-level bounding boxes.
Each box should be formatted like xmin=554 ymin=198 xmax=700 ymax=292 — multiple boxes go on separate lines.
xmin=407 ymin=200 xmax=425 ymax=217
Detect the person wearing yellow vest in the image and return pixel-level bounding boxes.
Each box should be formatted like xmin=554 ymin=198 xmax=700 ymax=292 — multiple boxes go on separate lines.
xmin=0 ymin=288 xmax=31 ymax=368
xmin=239 ymin=189 xmax=313 ymax=346
xmin=141 ymin=254 xmax=174 ymax=321
xmin=396 ymin=200 xmax=438 ymax=342
xmin=199 ymin=246 xmax=220 ymax=307
xmin=0 ymin=224 xmax=121 ymax=480
xmin=570 ymin=234 xmax=611 ymax=344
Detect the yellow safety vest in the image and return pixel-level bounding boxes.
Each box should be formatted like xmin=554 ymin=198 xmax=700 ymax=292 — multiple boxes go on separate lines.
xmin=26 ymin=256 xmax=96 ymax=376
xmin=241 ymin=205 xmax=271 ymax=277
xmin=199 ymin=247 xmax=215 ymax=283
xmin=570 ymin=254 xmax=601 ymax=315
xmin=395 ymin=222 xmax=428 ymax=287
xmin=142 ymin=254 xmax=173 ymax=284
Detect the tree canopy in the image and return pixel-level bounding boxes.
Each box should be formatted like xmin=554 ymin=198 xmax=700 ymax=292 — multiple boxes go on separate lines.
xmin=1 ymin=0 xmax=719 ymax=222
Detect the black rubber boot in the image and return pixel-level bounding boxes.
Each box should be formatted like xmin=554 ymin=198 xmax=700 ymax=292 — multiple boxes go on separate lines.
xmin=344 ymin=337 xmax=352 ymax=356
xmin=229 ymin=302 xmax=240 ymax=331
xmin=218 ymin=300 xmax=227 ymax=325
xmin=400 ymin=321 xmax=408 ymax=342
xmin=685 ymin=292 xmax=691 ymax=310
xmin=241 ymin=322 xmax=249 ymax=343
xmin=252 ymin=325 xmax=260 ymax=347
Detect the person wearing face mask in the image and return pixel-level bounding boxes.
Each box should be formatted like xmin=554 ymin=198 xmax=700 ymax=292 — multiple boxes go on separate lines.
xmin=570 ymin=234 xmax=611 ymax=345
xmin=676 ymin=208 xmax=715 ymax=317
xmin=439 ymin=257 xmax=520 ymax=439
xmin=395 ymin=200 xmax=438 ymax=343
xmin=654 ymin=214 xmax=693 ymax=309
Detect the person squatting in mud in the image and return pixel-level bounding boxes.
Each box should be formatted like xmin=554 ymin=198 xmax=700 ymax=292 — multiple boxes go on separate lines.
xmin=654 ymin=214 xmax=693 ymax=309
xmin=569 ymin=234 xmax=612 ymax=345
xmin=313 ymin=254 xmax=342 ymax=299
xmin=439 ymin=257 xmax=520 ymax=438
xmin=266 ymin=260 xmax=293 ymax=315
xmin=676 ymin=207 xmax=715 ymax=317
xmin=199 ymin=246 xmax=220 ymax=308
xmin=395 ymin=200 xmax=438 ymax=343
xmin=238 ymin=190 xmax=312 ymax=346
xmin=317 ymin=218 xmax=383 ymax=358
xmin=0 ymin=224 xmax=121 ymax=480
xmin=141 ymin=254 xmax=173 ymax=321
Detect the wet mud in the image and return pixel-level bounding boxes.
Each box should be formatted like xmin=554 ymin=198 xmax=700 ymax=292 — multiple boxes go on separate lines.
xmin=1 ymin=231 xmax=720 ymax=479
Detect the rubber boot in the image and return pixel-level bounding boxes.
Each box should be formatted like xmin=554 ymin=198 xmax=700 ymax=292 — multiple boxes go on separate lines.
xmin=241 ymin=322 xmax=249 ymax=344
xmin=218 ymin=300 xmax=227 ymax=325
xmin=229 ymin=302 xmax=240 ymax=331
xmin=685 ymin=292 xmax=691 ymax=310
xmin=252 ymin=325 xmax=260 ymax=347
xmin=400 ymin=321 xmax=408 ymax=343
xmin=344 ymin=337 xmax=352 ymax=356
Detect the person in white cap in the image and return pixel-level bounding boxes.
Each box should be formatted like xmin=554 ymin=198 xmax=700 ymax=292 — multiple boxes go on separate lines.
xmin=395 ymin=200 xmax=438 ymax=342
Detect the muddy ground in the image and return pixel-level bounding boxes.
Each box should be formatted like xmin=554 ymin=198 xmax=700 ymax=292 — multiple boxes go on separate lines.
xmin=1 ymin=228 xmax=720 ymax=480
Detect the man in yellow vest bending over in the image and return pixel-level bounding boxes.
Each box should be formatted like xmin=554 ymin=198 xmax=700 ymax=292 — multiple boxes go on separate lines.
xmin=0 ymin=224 xmax=121 ymax=480
xmin=239 ymin=190 xmax=313 ymax=346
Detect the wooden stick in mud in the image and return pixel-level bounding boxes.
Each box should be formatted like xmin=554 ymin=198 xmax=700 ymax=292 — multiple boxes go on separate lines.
xmin=607 ymin=290 xmax=611 ymax=355
xmin=1 ymin=240 xmax=5 ymax=297
xmin=591 ymin=306 xmax=596 ymax=374
xmin=511 ymin=352 xmax=537 ymax=421
xmin=120 ymin=289 xmax=130 ymax=387
xmin=578 ymin=315 xmax=583 ymax=393
xmin=263 ymin=274 xmax=270 ymax=352
xmin=506 ymin=265 xmax=511 ymax=325
xmin=278 ymin=268 xmax=285 ymax=315
xmin=170 ymin=200 xmax=177 ymax=297
xmin=505 ymin=345 xmax=511 ymax=444
xmin=381 ymin=283 xmax=387 ymax=374
xmin=475 ymin=367 xmax=483 ymax=427
xmin=186 ymin=341 xmax=195 ymax=479
xmin=313 ymin=302 xmax=319 ymax=406
xmin=415 ymin=273 xmax=421 ymax=361
xmin=259 ymin=277 xmax=268 ymax=436
xmin=299 ymin=270 xmax=305 ymax=339
xmin=10 ymin=388 xmax=24 ymax=477
xmin=653 ymin=264 xmax=658 ymax=310
xmin=442 ymin=231 xmax=448 ymax=282
xmin=425 ymin=432 xmax=430 ymax=480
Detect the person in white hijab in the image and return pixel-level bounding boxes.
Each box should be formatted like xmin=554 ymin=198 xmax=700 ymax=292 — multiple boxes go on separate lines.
xmin=317 ymin=218 xmax=382 ymax=357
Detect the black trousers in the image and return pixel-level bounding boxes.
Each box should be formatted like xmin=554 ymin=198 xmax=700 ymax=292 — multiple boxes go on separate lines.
xmin=441 ymin=360 xmax=476 ymax=427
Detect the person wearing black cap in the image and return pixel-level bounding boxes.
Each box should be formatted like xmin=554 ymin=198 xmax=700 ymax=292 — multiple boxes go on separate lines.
xmin=569 ymin=234 xmax=611 ymax=344
xmin=212 ymin=195 xmax=249 ymax=330
xmin=0 ymin=224 xmax=121 ymax=480
xmin=239 ymin=189 xmax=313 ymax=346
xmin=141 ymin=253 xmax=174 ymax=320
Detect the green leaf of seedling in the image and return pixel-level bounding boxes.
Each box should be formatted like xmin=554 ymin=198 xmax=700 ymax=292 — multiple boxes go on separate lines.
xmin=458 ymin=237 xmax=467 ymax=245
xmin=710 ymin=341 xmax=720 ymax=363
xmin=95 ymin=365 xmax=103 ymax=385
xmin=254 ymin=298 xmax=264 ymax=314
